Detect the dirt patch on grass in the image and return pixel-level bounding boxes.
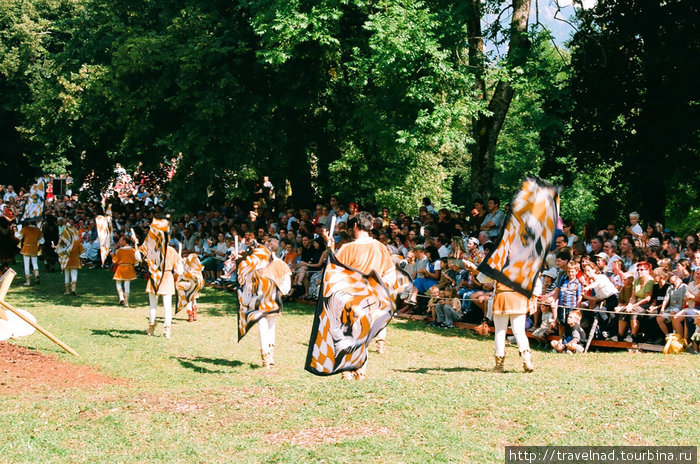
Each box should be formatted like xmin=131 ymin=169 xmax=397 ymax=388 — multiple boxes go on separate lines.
xmin=0 ymin=341 xmax=125 ymax=394
xmin=265 ymin=424 xmax=392 ymax=447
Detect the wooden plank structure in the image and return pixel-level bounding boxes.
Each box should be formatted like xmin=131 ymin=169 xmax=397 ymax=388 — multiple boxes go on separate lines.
xmin=0 ymin=269 xmax=80 ymax=357
xmin=395 ymin=312 xmax=664 ymax=353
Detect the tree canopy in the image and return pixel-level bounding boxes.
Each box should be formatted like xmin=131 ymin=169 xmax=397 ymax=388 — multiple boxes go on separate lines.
xmin=1 ymin=0 xmax=698 ymax=231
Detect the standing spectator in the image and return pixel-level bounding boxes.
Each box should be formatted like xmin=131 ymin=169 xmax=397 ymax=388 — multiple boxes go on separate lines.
xmin=555 ymin=262 xmax=582 ymax=337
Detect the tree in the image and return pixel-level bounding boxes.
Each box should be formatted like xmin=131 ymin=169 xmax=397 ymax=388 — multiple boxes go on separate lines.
xmin=465 ymin=0 xmax=533 ymax=200
xmin=567 ymin=0 xmax=700 ymax=226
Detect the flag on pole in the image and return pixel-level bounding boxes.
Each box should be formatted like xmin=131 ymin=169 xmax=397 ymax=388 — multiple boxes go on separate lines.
xmin=56 ymin=224 xmax=81 ymax=270
xmin=138 ymin=218 xmax=169 ymax=294
xmin=304 ymin=252 xmax=396 ymax=376
xmin=477 ymin=176 xmax=561 ymax=298
xmin=95 ymin=215 xmax=113 ymax=265
xmin=237 ymin=246 xmax=291 ymax=341
xmin=175 ymin=254 xmax=205 ymax=314
xmin=20 ymin=177 xmax=47 ymax=223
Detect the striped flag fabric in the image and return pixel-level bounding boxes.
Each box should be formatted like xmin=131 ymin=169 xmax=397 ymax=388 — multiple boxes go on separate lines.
xmin=305 ymin=252 xmax=396 ymax=376
xmin=175 ymin=254 xmax=205 ymax=314
xmin=56 ymin=224 xmax=81 ymax=270
xmin=138 ymin=218 xmax=169 ymax=294
xmin=95 ymin=215 xmax=113 ymax=265
xmin=477 ymin=176 xmax=561 ymax=298
xmin=20 ymin=177 xmax=47 ymax=223
xmin=237 ymin=246 xmax=291 ymax=341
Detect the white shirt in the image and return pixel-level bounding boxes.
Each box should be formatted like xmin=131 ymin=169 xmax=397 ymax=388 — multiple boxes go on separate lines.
xmin=587 ymin=274 xmax=619 ymax=300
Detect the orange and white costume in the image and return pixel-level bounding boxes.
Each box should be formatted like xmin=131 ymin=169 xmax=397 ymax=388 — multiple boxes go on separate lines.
xmin=335 ymin=236 xmax=396 ymax=378
xmin=56 ymin=223 xmax=84 ymax=295
xmin=139 ymin=218 xmax=181 ymax=338
xmin=112 ymin=245 xmax=141 ymax=306
xmin=17 ymin=224 xmax=44 ymax=285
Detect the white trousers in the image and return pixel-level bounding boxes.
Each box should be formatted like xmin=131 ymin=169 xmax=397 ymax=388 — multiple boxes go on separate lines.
xmin=23 ymin=255 xmax=39 ymax=275
xmin=116 ymin=281 xmax=131 ymax=294
xmin=258 ymin=314 xmax=277 ymax=355
xmin=493 ymin=313 xmax=530 ymax=357
xmin=149 ymin=293 xmax=172 ymax=327
xmin=64 ymin=269 xmax=78 ymax=283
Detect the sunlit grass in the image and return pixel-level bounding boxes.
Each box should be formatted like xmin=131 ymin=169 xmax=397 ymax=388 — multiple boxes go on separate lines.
xmin=1 ymin=265 xmax=699 ymax=463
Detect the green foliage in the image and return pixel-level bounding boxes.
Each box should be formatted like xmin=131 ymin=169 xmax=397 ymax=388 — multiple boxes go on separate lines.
xmin=567 ymin=0 xmax=700 ymax=226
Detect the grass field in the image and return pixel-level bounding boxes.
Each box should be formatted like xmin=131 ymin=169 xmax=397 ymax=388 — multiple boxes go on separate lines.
xmin=1 ymin=266 xmax=699 ymax=463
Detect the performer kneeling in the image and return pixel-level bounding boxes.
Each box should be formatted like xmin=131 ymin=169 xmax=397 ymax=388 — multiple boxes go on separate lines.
xmin=112 ymin=235 xmax=141 ymax=307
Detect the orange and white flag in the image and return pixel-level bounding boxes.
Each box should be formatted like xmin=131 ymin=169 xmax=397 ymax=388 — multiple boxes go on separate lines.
xmin=236 ymin=246 xmax=291 ymax=341
xmin=477 ymin=176 xmax=561 ymax=297
xmin=305 ymin=252 xmax=395 ymax=376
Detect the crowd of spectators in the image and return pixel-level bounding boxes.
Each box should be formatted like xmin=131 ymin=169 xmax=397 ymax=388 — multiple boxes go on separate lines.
xmin=1 ymin=167 xmax=698 ymax=352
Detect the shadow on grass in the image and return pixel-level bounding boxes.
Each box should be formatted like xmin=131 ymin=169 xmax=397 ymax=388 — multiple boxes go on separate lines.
xmin=394 ymin=366 xmax=486 ymax=374
xmin=90 ymin=329 xmax=145 ymax=339
xmin=174 ymin=355 xmax=245 ymax=374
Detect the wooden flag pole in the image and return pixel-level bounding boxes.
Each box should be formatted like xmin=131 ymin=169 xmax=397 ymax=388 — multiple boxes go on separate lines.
xmin=0 ymin=269 xmax=80 ymax=357
xmin=0 ymin=299 xmax=80 ymax=357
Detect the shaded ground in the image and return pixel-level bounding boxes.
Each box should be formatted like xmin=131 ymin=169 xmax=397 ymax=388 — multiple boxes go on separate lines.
xmin=0 ymin=341 xmax=125 ymax=394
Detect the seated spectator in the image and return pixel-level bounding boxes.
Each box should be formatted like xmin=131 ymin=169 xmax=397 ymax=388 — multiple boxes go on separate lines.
xmin=580 ymin=261 xmax=619 ymax=338
xmin=426 ymin=286 xmax=441 ymax=325
xmin=551 ymin=310 xmax=586 ymax=353
xmin=614 ymin=261 xmax=653 ymax=342
xmin=657 ymin=272 xmax=688 ymax=338
xmin=406 ymin=246 xmax=442 ymax=307
xmin=435 ymin=285 xmax=462 ymax=328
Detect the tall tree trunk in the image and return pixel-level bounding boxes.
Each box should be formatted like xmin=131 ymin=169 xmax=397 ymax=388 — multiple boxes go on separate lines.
xmin=467 ymin=0 xmax=532 ymax=201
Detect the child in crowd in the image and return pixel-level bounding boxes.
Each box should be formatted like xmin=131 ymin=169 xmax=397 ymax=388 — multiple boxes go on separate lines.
xmin=555 ymin=263 xmax=582 ymax=337
xmin=533 ymin=298 xmax=556 ymax=345
xmin=435 ymin=285 xmax=462 ymax=328
xmin=551 ymin=310 xmax=586 ymax=353
xmin=426 ymin=286 xmax=441 ymax=326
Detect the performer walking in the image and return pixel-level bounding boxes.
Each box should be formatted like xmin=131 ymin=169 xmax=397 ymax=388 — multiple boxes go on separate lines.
xmin=237 ymin=237 xmax=291 ymax=369
xmin=139 ymin=218 xmax=180 ymax=339
xmin=324 ymin=211 xmax=396 ymax=380
xmin=476 ymin=177 xmax=561 ymax=374
xmin=17 ymin=220 xmax=44 ymax=286
xmin=56 ymin=219 xmax=84 ymax=296
xmin=112 ymin=235 xmax=141 ymax=307
xmin=491 ymin=283 xmax=534 ymax=372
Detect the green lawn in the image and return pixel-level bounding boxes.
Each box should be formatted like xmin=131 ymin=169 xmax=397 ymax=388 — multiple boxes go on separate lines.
xmin=1 ymin=266 xmax=699 ymax=463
